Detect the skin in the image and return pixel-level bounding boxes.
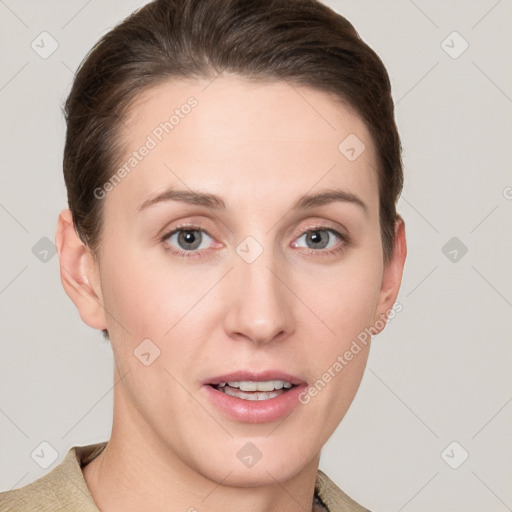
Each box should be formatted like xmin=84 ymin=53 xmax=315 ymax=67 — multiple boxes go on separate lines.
xmin=55 ymin=74 xmax=406 ymax=512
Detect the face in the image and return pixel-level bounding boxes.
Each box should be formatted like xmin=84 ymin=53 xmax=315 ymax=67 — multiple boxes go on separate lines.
xmin=62 ymin=75 xmax=405 ymax=486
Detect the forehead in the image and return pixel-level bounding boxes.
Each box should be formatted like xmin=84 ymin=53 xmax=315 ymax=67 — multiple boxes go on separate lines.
xmin=105 ymin=75 xmax=379 ymax=218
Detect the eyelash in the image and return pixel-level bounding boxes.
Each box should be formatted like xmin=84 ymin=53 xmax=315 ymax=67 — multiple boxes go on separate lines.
xmin=160 ymin=223 xmax=349 ymax=259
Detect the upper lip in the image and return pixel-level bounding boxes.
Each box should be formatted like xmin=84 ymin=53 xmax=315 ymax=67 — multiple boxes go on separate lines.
xmin=204 ymin=370 xmax=306 ymax=387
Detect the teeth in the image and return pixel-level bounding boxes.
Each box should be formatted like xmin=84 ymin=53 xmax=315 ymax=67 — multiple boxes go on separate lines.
xmin=223 ymin=387 xmax=282 ymax=401
xmin=240 ymin=381 xmax=258 ymax=391
xmin=222 ymin=380 xmax=293 ymax=391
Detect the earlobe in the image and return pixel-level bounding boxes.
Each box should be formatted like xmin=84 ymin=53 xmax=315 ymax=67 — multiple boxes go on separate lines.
xmin=55 ymin=209 xmax=107 ymax=331
xmin=372 ymin=217 xmax=407 ymax=335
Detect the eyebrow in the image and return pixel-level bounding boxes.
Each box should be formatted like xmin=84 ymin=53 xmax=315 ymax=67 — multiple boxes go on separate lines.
xmin=137 ymin=186 xmax=367 ymax=214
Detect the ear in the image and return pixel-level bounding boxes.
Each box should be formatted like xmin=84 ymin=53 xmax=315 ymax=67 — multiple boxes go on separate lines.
xmin=372 ymin=217 xmax=407 ymax=334
xmin=55 ymin=208 xmax=108 ymax=331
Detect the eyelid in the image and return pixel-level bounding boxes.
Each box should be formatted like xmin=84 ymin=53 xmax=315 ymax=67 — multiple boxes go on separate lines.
xmin=293 ymin=220 xmax=350 ymax=245
xmin=160 ymin=222 xmax=219 ymax=247
xmin=160 ymin=220 xmax=216 ymax=241
xmin=296 ymin=221 xmax=348 ymax=237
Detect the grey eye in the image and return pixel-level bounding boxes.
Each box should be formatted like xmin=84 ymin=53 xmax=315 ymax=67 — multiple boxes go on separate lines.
xmin=295 ymin=229 xmax=339 ymax=250
xmin=167 ymin=229 xmax=214 ymax=251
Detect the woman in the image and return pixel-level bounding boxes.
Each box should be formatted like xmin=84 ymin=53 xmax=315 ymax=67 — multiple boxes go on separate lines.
xmin=0 ymin=0 xmax=406 ymax=510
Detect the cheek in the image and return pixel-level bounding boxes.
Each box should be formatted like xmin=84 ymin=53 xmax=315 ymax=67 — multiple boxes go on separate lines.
xmin=292 ymin=253 xmax=382 ymax=401
xmin=101 ymin=259 xmax=162 ymax=337
xmin=97 ymin=251 xmax=203 ymax=412
xmin=99 ymin=246 xmax=203 ymax=339
xmin=98 ymin=247 xmax=221 ymax=387
xmin=299 ymin=257 xmax=383 ymax=342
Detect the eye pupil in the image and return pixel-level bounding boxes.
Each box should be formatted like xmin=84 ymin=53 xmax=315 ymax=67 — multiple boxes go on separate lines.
xmin=178 ymin=230 xmax=202 ymax=250
xmin=306 ymin=230 xmax=329 ymax=249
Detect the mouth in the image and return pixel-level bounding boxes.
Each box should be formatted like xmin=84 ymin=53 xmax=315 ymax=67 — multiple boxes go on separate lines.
xmin=211 ymin=380 xmax=297 ymax=401
xmin=203 ymin=371 xmax=307 ymax=423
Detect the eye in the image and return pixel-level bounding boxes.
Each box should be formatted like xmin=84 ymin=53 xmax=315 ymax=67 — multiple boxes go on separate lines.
xmin=291 ymin=227 xmax=345 ymax=254
xmin=162 ymin=225 xmax=216 ymax=256
xmin=161 ymin=224 xmax=347 ymax=259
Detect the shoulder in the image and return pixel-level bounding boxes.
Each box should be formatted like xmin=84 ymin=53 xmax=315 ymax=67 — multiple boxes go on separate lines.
xmin=315 ymin=469 xmax=372 ymax=512
xmin=0 ymin=442 xmax=107 ymax=512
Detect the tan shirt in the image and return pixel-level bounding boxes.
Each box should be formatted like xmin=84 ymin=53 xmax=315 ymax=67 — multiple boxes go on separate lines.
xmin=0 ymin=442 xmax=370 ymax=511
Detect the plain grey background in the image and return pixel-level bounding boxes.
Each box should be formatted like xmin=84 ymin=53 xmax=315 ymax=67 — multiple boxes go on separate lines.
xmin=1 ymin=1 xmax=511 ymax=511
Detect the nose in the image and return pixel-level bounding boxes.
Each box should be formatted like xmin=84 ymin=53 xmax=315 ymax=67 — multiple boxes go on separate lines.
xmin=223 ymin=248 xmax=295 ymax=346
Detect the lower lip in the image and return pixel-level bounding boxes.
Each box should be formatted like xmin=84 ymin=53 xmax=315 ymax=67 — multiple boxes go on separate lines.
xmin=202 ymin=384 xmax=307 ymax=424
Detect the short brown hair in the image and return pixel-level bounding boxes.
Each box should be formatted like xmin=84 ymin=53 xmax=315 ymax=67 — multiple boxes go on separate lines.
xmin=63 ymin=0 xmax=403 ymax=260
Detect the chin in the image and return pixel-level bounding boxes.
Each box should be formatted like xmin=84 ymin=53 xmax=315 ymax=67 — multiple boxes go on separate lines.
xmin=200 ymin=461 xmax=308 ymax=489
xmin=188 ymin=437 xmax=319 ymax=488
